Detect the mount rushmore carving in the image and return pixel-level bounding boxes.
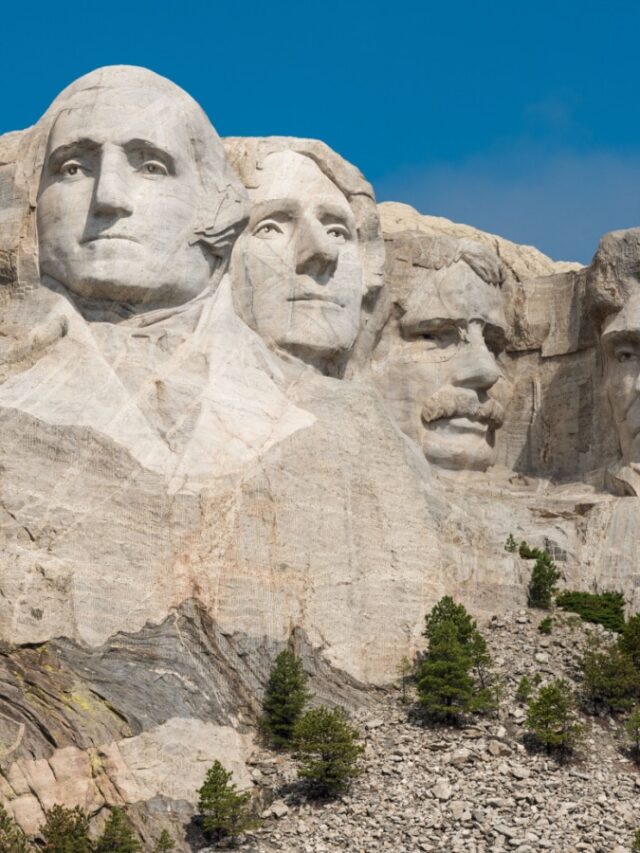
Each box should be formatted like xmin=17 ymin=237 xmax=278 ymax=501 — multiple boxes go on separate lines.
xmin=1 ymin=65 xmax=640 ymax=840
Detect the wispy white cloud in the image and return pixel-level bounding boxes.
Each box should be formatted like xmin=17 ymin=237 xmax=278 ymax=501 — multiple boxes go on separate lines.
xmin=375 ymin=144 xmax=640 ymax=263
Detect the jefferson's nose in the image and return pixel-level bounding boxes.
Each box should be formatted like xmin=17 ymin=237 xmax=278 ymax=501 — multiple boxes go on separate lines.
xmin=450 ymin=337 xmax=500 ymax=391
xmin=92 ymin=146 xmax=133 ymax=218
xmin=295 ymin=219 xmax=339 ymax=279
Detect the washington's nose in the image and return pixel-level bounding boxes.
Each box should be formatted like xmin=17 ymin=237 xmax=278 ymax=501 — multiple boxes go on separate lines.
xmin=451 ymin=341 xmax=501 ymax=391
xmin=295 ymin=220 xmax=339 ymax=279
xmin=92 ymin=148 xmax=133 ymax=218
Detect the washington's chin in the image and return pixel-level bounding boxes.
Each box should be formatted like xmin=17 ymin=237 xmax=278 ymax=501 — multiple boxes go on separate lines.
xmin=421 ymin=419 xmax=497 ymax=471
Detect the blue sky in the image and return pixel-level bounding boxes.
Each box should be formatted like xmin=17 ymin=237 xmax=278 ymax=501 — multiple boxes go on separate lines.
xmin=2 ymin=0 xmax=639 ymax=262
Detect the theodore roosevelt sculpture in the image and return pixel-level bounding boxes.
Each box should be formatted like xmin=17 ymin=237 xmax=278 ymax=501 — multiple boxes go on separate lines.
xmin=224 ymin=137 xmax=384 ymax=376
xmin=371 ymin=230 xmax=507 ymax=472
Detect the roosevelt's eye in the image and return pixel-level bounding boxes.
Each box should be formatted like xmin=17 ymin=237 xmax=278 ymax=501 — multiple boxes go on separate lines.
xmin=254 ymin=221 xmax=283 ymax=238
xmin=141 ymin=160 xmax=168 ymax=177
xmin=616 ymin=349 xmax=638 ymax=363
xmin=326 ymin=224 xmax=350 ymax=243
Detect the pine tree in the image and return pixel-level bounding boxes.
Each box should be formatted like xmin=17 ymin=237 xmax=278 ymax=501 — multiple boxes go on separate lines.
xmin=619 ymin=614 xmax=640 ymax=668
xmin=95 ymin=808 xmax=141 ymax=853
xmin=261 ymin=649 xmax=312 ymax=748
xmin=40 ymin=805 xmax=92 ymax=853
xmin=0 ymin=804 xmax=30 ymax=853
xmin=152 ymin=830 xmax=175 ymax=852
xmin=626 ymin=704 xmax=640 ymax=762
xmin=516 ymin=676 xmax=533 ymax=703
xmin=581 ymin=634 xmax=640 ymax=713
xmin=422 ymin=596 xmax=477 ymax=648
xmin=417 ymin=621 xmax=476 ymax=723
xmin=527 ymin=552 xmax=561 ymax=609
xmin=197 ymin=760 xmax=256 ymax=845
xmin=526 ymin=679 xmax=584 ymax=760
xmin=293 ymin=706 xmax=364 ymax=798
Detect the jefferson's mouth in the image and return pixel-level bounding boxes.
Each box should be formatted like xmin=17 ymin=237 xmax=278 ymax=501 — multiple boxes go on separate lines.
xmin=81 ymin=234 xmax=140 ymax=245
xmin=287 ymin=294 xmax=344 ymax=308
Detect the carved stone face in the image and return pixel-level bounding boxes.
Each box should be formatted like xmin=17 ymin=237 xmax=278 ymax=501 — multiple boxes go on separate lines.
xmin=373 ymin=261 xmax=507 ymax=471
xmin=37 ymin=87 xmax=212 ymax=307
xmin=602 ymin=292 xmax=640 ymax=466
xmin=230 ymin=150 xmax=365 ymax=366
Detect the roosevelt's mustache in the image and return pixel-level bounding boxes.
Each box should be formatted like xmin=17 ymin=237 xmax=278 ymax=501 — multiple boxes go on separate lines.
xmin=422 ymin=388 xmax=505 ymax=431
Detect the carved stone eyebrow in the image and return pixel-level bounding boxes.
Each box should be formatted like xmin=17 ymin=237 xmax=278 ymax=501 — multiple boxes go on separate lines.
xmin=316 ymin=201 xmax=356 ymax=229
xmin=48 ymin=139 xmax=100 ymax=166
xmin=249 ymin=199 xmax=300 ymax=222
xmin=123 ymin=139 xmax=177 ymax=173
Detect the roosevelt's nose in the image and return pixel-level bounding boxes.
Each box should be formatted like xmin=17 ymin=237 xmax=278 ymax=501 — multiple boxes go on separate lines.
xmin=92 ymin=146 xmax=133 ymax=218
xmin=295 ymin=219 xmax=339 ymax=279
xmin=450 ymin=333 xmax=501 ymax=391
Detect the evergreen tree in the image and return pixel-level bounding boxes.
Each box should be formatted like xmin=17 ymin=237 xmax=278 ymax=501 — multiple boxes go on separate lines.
xmin=619 ymin=614 xmax=640 ymax=668
xmin=261 ymin=649 xmax=312 ymax=748
xmin=197 ymin=760 xmax=256 ymax=845
xmin=396 ymin=656 xmax=413 ymax=705
xmin=40 ymin=805 xmax=92 ymax=853
xmin=634 ymin=827 xmax=640 ymax=852
xmin=417 ymin=621 xmax=476 ymax=723
xmin=0 ymin=803 xmax=31 ymax=853
xmin=422 ymin=596 xmax=476 ymax=648
xmin=527 ymin=553 xmax=561 ymax=609
xmin=626 ymin=704 xmax=640 ymax=762
xmin=95 ymin=808 xmax=141 ymax=853
xmin=152 ymin=830 xmax=175 ymax=852
xmin=581 ymin=634 xmax=640 ymax=713
xmin=504 ymin=533 xmax=518 ymax=553
xmin=293 ymin=706 xmax=364 ymax=798
xmin=526 ymin=679 xmax=584 ymax=760
xmin=516 ymin=676 xmax=533 ymax=703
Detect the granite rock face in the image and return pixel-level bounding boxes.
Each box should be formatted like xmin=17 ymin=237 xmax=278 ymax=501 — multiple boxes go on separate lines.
xmin=1 ymin=65 xmax=640 ymax=845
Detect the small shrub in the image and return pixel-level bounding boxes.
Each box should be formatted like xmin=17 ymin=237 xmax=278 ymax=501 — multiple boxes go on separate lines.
xmin=633 ymin=827 xmax=640 ymax=852
xmin=618 ymin=614 xmax=640 ymax=668
xmin=0 ymin=804 xmax=30 ymax=853
xmin=538 ymin=616 xmax=553 ymax=635
xmin=556 ymin=590 xmax=626 ymax=633
xmin=40 ymin=805 xmax=92 ymax=853
xmin=526 ymin=678 xmax=584 ymax=761
xmin=95 ymin=808 xmax=141 ymax=853
xmin=516 ymin=676 xmax=533 ymax=703
xmin=261 ymin=649 xmax=312 ymax=748
xmin=293 ymin=706 xmax=364 ymax=798
xmin=153 ymin=830 xmax=175 ymax=852
xmin=504 ymin=533 xmax=518 ymax=553
xmin=198 ymin=760 xmax=257 ymax=845
xmin=397 ymin=655 xmax=413 ymax=705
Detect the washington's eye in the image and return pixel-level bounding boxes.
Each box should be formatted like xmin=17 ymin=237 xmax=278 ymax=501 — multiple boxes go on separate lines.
xmin=142 ymin=160 xmax=168 ymax=176
xmin=254 ymin=221 xmax=283 ymax=238
xmin=60 ymin=160 xmax=84 ymax=178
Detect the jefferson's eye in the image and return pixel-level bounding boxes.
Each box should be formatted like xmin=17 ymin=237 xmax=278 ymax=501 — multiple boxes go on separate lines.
xmin=142 ymin=161 xmax=168 ymax=176
xmin=254 ymin=221 xmax=283 ymax=238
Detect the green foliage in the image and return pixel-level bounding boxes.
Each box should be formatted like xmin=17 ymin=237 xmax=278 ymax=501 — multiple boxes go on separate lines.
xmin=396 ymin=656 xmax=413 ymax=705
xmin=152 ymin=830 xmax=175 ymax=852
xmin=619 ymin=615 xmax=640 ymax=668
xmin=0 ymin=804 xmax=31 ymax=853
xmin=633 ymin=827 xmax=640 ymax=852
xmin=556 ymin=590 xmax=626 ymax=632
xmin=418 ymin=597 xmax=495 ymax=723
xmin=516 ymin=676 xmax=534 ymax=703
xmin=261 ymin=649 xmax=312 ymax=748
xmin=538 ymin=616 xmax=553 ymax=635
xmin=514 ymin=541 xmax=561 ymax=609
xmin=626 ymin=705 xmax=640 ymax=761
xmin=95 ymin=808 xmax=141 ymax=853
xmin=293 ymin=706 xmax=364 ymax=798
xmin=504 ymin=533 xmax=518 ymax=553
xmin=581 ymin=634 xmax=640 ymax=713
xmin=417 ymin=621 xmax=477 ymax=723
xmin=198 ymin=760 xmax=256 ymax=844
xmin=422 ymin=596 xmax=476 ymax=648
xmin=526 ymin=679 xmax=584 ymax=760
xmin=40 ymin=805 xmax=92 ymax=853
